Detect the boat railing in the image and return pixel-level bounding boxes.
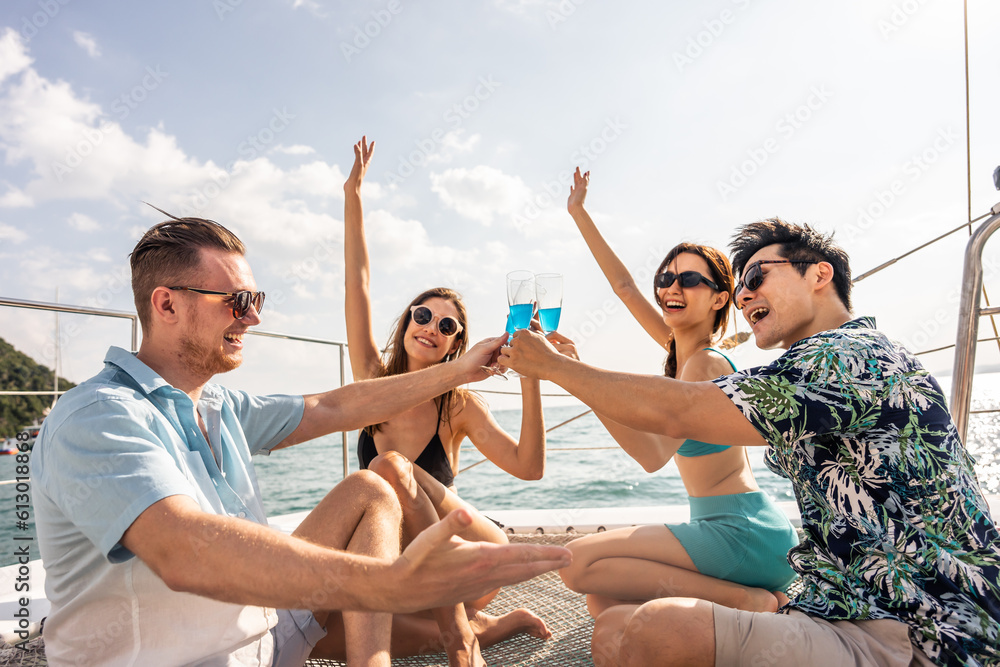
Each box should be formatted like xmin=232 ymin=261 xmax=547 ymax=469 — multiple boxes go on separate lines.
xmin=0 ymin=297 xmax=353 ymax=477
xmin=6 ymin=231 xmax=998 ymax=480
xmin=951 ymin=201 xmax=1000 ymax=443
xmin=0 ymin=296 xmax=140 ymax=403
xmin=0 ymin=293 xmax=598 ymax=480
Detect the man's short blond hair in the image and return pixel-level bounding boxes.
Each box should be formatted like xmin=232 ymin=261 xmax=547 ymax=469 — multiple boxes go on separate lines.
xmin=130 ymin=210 xmax=246 ymax=331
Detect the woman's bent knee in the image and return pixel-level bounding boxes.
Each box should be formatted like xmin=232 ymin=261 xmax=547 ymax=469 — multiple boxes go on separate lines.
xmin=368 ymin=450 xmax=415 ymax=486
xmin=558 ymin=536 xmax=595 ymax=592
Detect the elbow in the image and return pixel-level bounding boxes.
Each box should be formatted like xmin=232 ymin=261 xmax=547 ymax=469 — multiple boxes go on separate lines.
xmin=661 ymin=419 xmax=686 ymax=441
xmin=151 ymin=556 xmax=202 ymax=595
xmin=639 ymin=459 xmax=665 ymax=474
xmin=517 ymin=461 xmax=545 ymax=481
xmin=144 ymin=546 xmax=218 ymax=598
xmin=610 ymin=280 xmax=639 ymax=300
xmin=524 ymin=467 xmax=544 ymax=481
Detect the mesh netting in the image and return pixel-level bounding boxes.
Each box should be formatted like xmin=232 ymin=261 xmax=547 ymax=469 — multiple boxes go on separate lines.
xmin=307 ymin=533 xmax=594 ymax=666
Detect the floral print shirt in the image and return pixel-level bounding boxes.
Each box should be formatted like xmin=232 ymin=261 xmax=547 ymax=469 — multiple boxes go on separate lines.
xmin=713 ymin=317 xmax=1000 ymax=666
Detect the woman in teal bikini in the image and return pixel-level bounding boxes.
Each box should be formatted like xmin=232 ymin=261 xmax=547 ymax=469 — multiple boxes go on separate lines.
xmin=556 ymin=168 xmax=798 ymax=618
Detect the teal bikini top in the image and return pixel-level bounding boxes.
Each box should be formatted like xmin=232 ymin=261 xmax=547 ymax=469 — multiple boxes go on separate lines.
xmin=676 ymin=348 xmax=737 ymax=458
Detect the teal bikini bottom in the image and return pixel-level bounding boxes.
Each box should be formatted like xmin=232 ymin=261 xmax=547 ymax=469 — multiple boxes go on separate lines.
xmin=669 ymin=491 xmax=799 ymax=591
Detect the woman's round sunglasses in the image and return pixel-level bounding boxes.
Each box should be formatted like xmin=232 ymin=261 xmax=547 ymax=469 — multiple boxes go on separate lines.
xmin=654 ymin=271 xmax=719 ymax=291
xmin=410 ymin=305 xmax=463 ymax=337
xmin=169 ymin=287 xmax=265 ymax=319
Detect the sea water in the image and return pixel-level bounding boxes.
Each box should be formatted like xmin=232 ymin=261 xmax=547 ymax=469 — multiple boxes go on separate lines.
xmin=2 ymin=395 xmax=999 ymax=568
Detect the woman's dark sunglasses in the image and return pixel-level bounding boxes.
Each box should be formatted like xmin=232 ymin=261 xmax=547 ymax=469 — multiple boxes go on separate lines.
xmin=169 ymin=287 xmax=265 ymax=319
xmin=410 ymin=305 xmax=463 ymax=337
xmin=654 ymin=271 xmax=719 ymax=291
xmin=734 ymin=260 xmax=818 ymax=309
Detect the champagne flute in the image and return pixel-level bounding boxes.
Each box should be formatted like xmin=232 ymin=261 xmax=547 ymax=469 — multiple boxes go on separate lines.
xmin=507 ymin=270 xmax=536 ymax=330
xmin=505 ymin=270 xmax=535 ymax=377
xmin=535 ymin=273 xmax=563 ymax=335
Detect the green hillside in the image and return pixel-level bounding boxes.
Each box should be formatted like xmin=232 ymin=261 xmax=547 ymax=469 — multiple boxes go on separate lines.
xmin=0 ymin=336 xmax=75 ymax=438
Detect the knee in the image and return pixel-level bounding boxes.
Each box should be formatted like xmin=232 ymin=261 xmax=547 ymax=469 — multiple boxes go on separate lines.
xmin=343 ymin=469 xmax=400 ymax=514
xmin=616 ymin=601 xmax=665 ymax=665
xmin=590 ymin=605 xmax=634 ymax=666
xmin=619 ymin=598 xmax=713 ymax=665
xmin=558 ymin=537 xmax=593 ymax=593
xmin=368 ymin=450 xmax=415 ymax=488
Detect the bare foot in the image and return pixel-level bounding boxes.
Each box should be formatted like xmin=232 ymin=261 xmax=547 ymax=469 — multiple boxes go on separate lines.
xmin=470 ymin=608 xmax=551 ymax=647
xmin=733 ymin=586 xmax=781 ymax=612
xmin=449 ymin=637 xmax=486 ymax=667
xmin=773 ymin=590 xmax=790 ymax=607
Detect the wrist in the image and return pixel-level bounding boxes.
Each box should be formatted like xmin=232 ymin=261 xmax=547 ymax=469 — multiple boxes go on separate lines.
xmin=450 ymin=356 xmax=479 ymax=386
xmin=537 ymin=349 xmax=571 ymax=382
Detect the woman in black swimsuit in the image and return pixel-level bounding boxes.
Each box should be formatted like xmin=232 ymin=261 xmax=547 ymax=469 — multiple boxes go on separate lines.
xmin=341 ymin=137 xmax=551 ymax=665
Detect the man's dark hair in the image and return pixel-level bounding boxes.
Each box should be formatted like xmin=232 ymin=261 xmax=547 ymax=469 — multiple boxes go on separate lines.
xmin=130 ymin=206 xmax=246 ymax=331
xmin=729 ymin=217 xmax=852 ymax=310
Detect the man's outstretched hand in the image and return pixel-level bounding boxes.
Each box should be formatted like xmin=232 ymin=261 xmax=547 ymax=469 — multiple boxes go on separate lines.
xmin=378 ymin=509 xmax=571 ymax=614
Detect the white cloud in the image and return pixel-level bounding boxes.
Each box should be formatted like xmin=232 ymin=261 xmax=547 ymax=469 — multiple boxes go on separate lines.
xmin=0 ymin=42 xmax=354 ymax=262
xmin=288 ymin=0 xmax=325 ymax=16
xmin=0 ymin=30 xmax=32 ymax=85
xmin=67 ymin=212 xmax=100 ymax=232
xmin=285 ymin=161 xmax=347 ymax=198
xmin=10 ymin=246 xmax=124 ymax=294
xmin=0 ymin=187 xmax=31 ymax=208
xmin=492 ymin=0 xmax=546 ymax=16
xmin=72 ymin=31 xmax=101 ymax=58
xmin=426 ymin=130 xmax=481 ymax=165
xmin=0 ymin=221 xmax=28 ymax=243
xmin=273 ymin=144 xmax=315 ymax=155
xmin=429 ymin=165 xmax=529 ymax=225
xmin=364 ymin=209 xmax=444 ymax=272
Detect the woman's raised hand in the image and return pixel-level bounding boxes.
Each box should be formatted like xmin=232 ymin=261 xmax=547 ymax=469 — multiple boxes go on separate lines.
xmin=345 ymin=135 xmax=375 ymax=194
xmin=567 ymin=166 xmax=590 ymax=214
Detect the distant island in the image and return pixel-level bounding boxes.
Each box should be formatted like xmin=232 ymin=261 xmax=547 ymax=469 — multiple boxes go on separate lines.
xmin=0 ymin=336 xmax=75 ymax=438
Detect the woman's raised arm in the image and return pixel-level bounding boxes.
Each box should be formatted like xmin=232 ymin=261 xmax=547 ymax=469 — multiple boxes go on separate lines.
xmin=343 ymin=136 xmax=384 ymax=381
xmin=567 ymin=168 xmax=672 ymax=349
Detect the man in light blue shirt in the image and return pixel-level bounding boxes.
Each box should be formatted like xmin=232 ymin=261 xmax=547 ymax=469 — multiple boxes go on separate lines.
xmin=31 ymin=214 xmax=570 ymax=667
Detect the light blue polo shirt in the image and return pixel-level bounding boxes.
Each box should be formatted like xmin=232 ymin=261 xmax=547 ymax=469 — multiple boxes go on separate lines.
xmin=31 ymin=346 xmax=305 ymax=665
xmin=33 ymin=346 xmax=303 ymax=562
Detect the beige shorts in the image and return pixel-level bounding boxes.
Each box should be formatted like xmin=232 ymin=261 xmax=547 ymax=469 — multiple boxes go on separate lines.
xmin=713 ymin=605 xmax=936 ymax=667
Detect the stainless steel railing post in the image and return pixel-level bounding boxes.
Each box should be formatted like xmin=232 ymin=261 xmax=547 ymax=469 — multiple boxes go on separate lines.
xmin=951 ymin=203 xmax=1000 ymax=443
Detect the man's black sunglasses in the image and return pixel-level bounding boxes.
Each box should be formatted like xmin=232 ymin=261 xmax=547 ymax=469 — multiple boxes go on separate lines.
xmin=654 ymin=271 xmax=719 ymax=291
xmin=169 ymin=287 xmax=265 ymax=319
xmin=734 ymin=260 xmax=817 ymax=308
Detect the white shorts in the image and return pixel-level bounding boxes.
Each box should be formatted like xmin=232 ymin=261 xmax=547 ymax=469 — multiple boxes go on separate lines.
xmin=270 ymin=608 xmax=327 ymax=667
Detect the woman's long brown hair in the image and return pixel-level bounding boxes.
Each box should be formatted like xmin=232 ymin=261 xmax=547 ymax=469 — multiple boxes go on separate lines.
xmin=652 ymin=243 xmax=734 ymax=378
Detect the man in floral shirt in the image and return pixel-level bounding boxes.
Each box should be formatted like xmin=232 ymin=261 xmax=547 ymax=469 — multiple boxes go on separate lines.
xmin=502 ymin=219 xmax=999 ymax=666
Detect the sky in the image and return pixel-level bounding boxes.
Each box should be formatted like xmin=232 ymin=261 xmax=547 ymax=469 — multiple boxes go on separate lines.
xmin=1 ymin=0 xmax=1000 ymax=410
